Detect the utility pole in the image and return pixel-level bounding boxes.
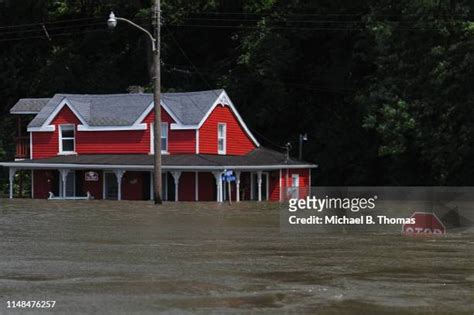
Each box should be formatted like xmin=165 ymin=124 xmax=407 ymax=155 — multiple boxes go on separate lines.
xmin=106 ymin=4 xmax=162 ymax=203
xmin=153 ymin=0 xmax=162 ymax=204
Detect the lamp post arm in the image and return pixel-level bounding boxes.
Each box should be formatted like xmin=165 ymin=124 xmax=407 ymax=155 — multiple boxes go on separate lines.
xmin=115 ymin=17 xmax=156 ymax=51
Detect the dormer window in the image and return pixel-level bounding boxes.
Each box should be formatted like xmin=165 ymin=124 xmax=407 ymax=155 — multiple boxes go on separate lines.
xmin=59 ymin=124 xmax=75 ymax=154
xmin=218 ymin=123 xmax=226 ymax=154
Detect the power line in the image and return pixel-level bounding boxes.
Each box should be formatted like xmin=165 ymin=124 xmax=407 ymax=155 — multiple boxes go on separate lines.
xmin=164 ymin=24 xmax=216 ymax=93
xmin=0 ymin=27 xmax=108 ymax=43
xmin=185 ymin=11 xmax=474 ymax=18
xmin=181 ymin=16 xmax=471 ymax=24
xmin=0 ymin=17 xmax=151 ymax=37
xmin=0 ymin=16 xmax=103 ymax=30
xmin=165 ymin=63 xmax=354 ymax=93
xmin=165 ymin=23 xmax=465 ymax=32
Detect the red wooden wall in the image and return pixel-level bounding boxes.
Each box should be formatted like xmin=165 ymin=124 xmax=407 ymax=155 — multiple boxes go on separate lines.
xmin=122 ymin=171 xmax=146 ymax=200
xmin=32 ymin=170 xmax=55 ymax=198
xmin=144 ymin=110 xmax=196 ymax=154
xmin=178 ymin=172 xmax=196 ymax=201
xmin=32 ymin=106 xmax=81 ymax=159
xmin=279 ymin=168 xmax=311 ymax=200
xmin=31 ymin=106 xmax=196 ymax=158
xmin=268 ymin=170 xmax=281 ymax=201
xmin=199 ymin=105 xmax=256 ymax=155
xmin=198 ymin=172 xmax=215 ymax=201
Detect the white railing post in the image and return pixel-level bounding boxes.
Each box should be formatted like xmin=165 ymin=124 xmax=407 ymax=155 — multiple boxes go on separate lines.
xmin=59 ymin=169 xmax=70 ymax=198
xmin=235 ymin=171 xmax=241 ymax=202
xmin=171 ymin=171 xmax=181 ymax=202
xmin=9 ymin=168 xmax=17 ymax=199
xmin=212 ymin=171 xmax=223 ymax=202
xmin=257 ymin=171 xmax=262 ymax=202
xmin=114 ymin=170 xmax=125 ymax=200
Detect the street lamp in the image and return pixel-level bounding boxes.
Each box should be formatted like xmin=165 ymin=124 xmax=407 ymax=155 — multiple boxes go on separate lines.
xmin=107 ymin=12 xmax=156 ymax=51
xmin=299 ymin=133 xmax=308 ymax=160
xmin=107 ymin=4 xmax=163 ymax=204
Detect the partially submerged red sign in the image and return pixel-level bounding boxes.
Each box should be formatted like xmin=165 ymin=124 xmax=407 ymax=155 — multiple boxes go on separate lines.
xmin=402 ymin=212 xmax=446 ymax=235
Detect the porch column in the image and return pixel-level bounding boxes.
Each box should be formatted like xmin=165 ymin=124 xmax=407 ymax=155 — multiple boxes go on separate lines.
xmin=212 ymin=171 xmax=223 ymax=202
xmin=257 ymin=171 xmax=263 ymax=202
xmin=171 ymin=171 xmax=181 ymax=202
xmin=235 ymin=171 xmax=241 ymax=202
xmin=59 ymin=169 xmax=70 ymax=198
xmin=149 ymin=171 xmax=154 ymax=201
xmin=8 ymin=168 xmax=17 ymax=199
xmin=114 ymin=170 xmax=125 ymax=200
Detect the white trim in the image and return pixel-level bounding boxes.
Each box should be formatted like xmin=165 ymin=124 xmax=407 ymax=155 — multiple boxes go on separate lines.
xmin=170 ymin=124 xmax=199 ymax=130
xmin=58 ymin=124 xmax=76 ymax=155
xmin=195 ymin=129 xmax=199 ymax=154
xmin=0 ymin=162 xmax=317 ymax=171
xmin=27 ymin=125 xmax=55 ymax=132
xmin=197 ymin=91 xmax=260 ymax=147
xmin=77 ymin=124 xmax=147 ymax=131
xmin=137 ymin=101 xmax=183 ymax=126
xmin=44 ymin=98 xmax=88 ymax=127
xmin=150 ymin=123 xmax=154 ymax=154
xmin=28 ymin=97 xmax=149 ymax=132
xmin=217 ymin=123 xmax=226 ymax=155
xmin=29 ymin=132 xmax=33 ymax=160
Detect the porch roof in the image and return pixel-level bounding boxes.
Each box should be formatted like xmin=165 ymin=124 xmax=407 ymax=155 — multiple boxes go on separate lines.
xmin=1 ymin=148 xmax=317 ymax=171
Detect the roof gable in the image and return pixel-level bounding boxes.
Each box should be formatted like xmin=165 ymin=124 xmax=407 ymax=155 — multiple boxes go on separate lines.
xmin=26 ymin=90 xmax=224 ymax=131
xmin=23 ymin=89 xmax=259 ymax=146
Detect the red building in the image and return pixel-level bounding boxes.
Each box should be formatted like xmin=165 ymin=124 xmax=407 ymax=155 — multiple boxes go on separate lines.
xmin=1 ymin=90 xmax=316 ymax=201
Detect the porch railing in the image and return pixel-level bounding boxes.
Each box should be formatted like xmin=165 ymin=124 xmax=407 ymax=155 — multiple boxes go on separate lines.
xmin=15 ymin=136 xmax=30 ymax=159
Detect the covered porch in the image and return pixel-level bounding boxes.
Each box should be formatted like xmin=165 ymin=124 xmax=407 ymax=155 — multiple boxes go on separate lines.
xmin=1 ymin=149 xmax=315 ymax=202
xmin=6 ymin=168 xmax=281 ymax=202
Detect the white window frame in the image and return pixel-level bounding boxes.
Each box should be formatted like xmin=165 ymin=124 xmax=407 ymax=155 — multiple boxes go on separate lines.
xmin=59 ymin=124 xmax=76 ymax=154
xmin=150 ymin=122 xmax=169 ymax=154
xmin=217 ymin=123 xmax=226 ymax=155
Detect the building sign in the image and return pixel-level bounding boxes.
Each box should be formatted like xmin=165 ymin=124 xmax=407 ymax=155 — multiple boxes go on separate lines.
xmin=85 ymin=171 xmax=99 ymax=182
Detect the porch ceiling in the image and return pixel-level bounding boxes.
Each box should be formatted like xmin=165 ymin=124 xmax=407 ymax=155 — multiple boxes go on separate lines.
xmin=0 ymin=148 xmax=317 ymax=171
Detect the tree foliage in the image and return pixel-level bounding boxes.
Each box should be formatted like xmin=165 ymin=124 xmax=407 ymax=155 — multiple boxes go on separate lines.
xmin=0 ymin=0 xmax=473 ymax=186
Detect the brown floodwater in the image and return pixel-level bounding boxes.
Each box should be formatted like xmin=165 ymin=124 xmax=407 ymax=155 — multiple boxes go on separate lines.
xmin=0 ymin=199 xmax=473 ymax=314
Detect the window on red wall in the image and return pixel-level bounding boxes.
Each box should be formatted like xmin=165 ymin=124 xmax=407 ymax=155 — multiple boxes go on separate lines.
xmin=150 ymin=122 xmax=169 ymax=154
xmin=59 ymin=124 xmax=75 ymax=154
xmin=218 ymin=123 xmax=226 ymax=155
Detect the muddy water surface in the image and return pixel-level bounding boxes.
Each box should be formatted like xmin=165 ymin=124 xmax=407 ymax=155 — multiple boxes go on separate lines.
xmin=0 ymin=200 xmax=473 ymax=314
